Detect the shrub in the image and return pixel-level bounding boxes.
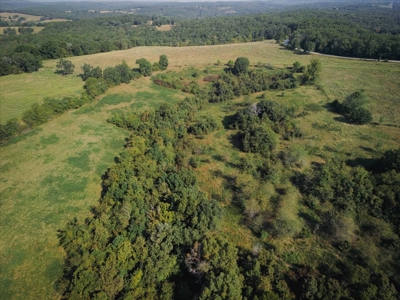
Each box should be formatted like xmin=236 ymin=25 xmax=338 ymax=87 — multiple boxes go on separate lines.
xmin=0 ymin=118 xmax=20 ymax=141
xmin=55 ymin=58 xmax=75 ymax=75
xmin=242 ymin=125 xmax=278 ymax=155
xmin=233 ymin=57 xmax=250 ymax=75
xmin=348 ymin=107 xmax=372 ymax=124
xmin=84 ymin=77 xmax=108 ymax=98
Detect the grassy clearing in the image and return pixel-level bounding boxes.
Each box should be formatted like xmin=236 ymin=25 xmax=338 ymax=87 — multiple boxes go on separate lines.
xmin=0 ymin=66 xmax=83 ymax=124
xmin=0 ymin=40 xmax=400 ymax=299
xmin=155 ymin=24 xmax=173 ymax=31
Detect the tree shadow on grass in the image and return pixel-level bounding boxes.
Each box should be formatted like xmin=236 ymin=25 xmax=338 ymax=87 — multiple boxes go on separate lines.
xmin=228 ymin=132 xmax=243 ymax=151
xmin=346 ymin=157 xmax=377 ymax=171
xmin=333 ymin=116 xmax=351 ymax=124
xmin=323 ymin=102 xmax=338 ymax=113
xmin=222 ymin=114 xmax=236 ymax=129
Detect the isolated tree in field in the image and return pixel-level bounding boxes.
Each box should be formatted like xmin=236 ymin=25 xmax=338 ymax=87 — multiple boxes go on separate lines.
xmin=136 ymin=58 xmax=152 ymax=76
xmin=233 ymin=57 xmax=250 ymax=75
xmin=159 ymin=55 xmax=168 ymax=71
xmin=56 ymin=58 xmax=74 ymax=75
xmin=302 ymin=58 xmax=321 ymax=85
xmin=348 ymin=107 xmax=372 ymax=124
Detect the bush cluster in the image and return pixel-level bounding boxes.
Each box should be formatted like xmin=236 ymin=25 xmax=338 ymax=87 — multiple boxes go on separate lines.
xmin=333 ymin=91 xmax=373 ymax=124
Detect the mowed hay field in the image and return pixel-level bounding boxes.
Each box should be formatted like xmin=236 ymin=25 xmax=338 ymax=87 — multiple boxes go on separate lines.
xmin=0 ymin=40 xmax=400 ymax=300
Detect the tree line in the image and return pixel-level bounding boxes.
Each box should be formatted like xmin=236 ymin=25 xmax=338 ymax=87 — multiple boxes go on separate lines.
xmin=1 ymin=4 xmax=400 ymax=77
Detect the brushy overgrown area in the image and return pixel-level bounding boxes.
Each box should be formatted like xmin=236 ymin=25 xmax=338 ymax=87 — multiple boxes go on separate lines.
xmin=0 ymin=41 xmax=399 ymax=299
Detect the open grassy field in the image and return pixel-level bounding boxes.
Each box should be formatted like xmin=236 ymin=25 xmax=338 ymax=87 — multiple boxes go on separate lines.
xmin=0 ymin=40 xmax=400 ymax=299
xmin=0 ymin=66 xmax=83 ymax=123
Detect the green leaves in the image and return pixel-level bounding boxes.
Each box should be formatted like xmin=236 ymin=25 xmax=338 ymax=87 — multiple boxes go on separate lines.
xmin=136 ymin=58 xmax=153 ymax=76
xmin=159 ymin=55 xmax=169 ymax=71
xmin=234 ymin=57 xmax=250 ymax=75
xmin=55 ymin=58 xmax=74 ymax=75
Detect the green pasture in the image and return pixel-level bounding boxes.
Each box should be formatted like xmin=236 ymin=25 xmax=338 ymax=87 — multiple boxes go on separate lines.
xmin=0 ymin=65 xmax=83 ymax=124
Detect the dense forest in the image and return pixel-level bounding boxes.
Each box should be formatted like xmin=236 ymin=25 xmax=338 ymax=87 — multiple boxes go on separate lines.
xmin=57 ymin=59 xmax=400 ymax=299
xmin=1 ymin=3 xmax=400 ymax=76
xmin=0 ymin=1 xmax=381 ymax=21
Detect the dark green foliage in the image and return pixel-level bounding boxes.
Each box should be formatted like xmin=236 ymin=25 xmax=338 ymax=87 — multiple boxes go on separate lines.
xmin=301 ymin=58 xmax=322 ymax=85
xmin=136 ymin=58 xmax=153 ymax=76
xmin=334 ymin=91 xmax=373 ymax=125
xmin=22 ymin=96 xmax=87 ymax=128
xmin=80 ymin=63 xmax=102 ymax=81
xmin=234 ymin=100 xmax=299 ymax=140
xmin=243 ymin=125 xmax=278 ymax=155
xmin=17 ymin=27 xmax=33 ymax=34
xmin=292 ymin=61 xmax=304 ymax=73
xmin=210 ymin=70 xmax=297 ymax=103
xmin=159 ymin=55 xmax=168 ymax=71
xmin=39 ymin=40 xmax=63 ymax=59
xmin=0 ymin=118 xmax=20 ymax=142
xmin=115 ymin=61 xmax=132 ymax=84
xmin=83 ymin=77 xmax=108 ymax=98
xmin=14 ymin=44 xmax=40 ymax=56
xmin=10 ymin=52 xmax=42 ymax=73
xmin=348 ymin=107 xmax=373 ymax=124
xmin=0 ymin=60 xmax=21 ymax=76
xmin=55 ymin=58 xmax=75 ymax=75
xmin=379 ymin=148 xmax=400 ymax=172
xmin=303 ymin=40 xmax=316 ymax=53
xmin=59 ymin=104 xmax=224 ymax=298
xmin=341 ymin=91 xmax=367 ymax=114
xmin=233 ymin=57 xmax=250 ymax=75
xmin=188 ymin=117 xmax=219 ymax=135
xmin=3 ymin=27 xmax=16 ymax=36
xmin=103 ymin=67 xmax=121 ymax=86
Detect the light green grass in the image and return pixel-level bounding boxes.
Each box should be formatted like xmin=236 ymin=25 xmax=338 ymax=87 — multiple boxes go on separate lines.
xmin=0 ymin=66 xmax=83 ymax=124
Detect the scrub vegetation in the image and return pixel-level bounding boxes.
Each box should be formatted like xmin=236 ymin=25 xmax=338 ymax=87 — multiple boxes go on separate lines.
xmin=1 ymin=1 xmax=400 ymax=299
